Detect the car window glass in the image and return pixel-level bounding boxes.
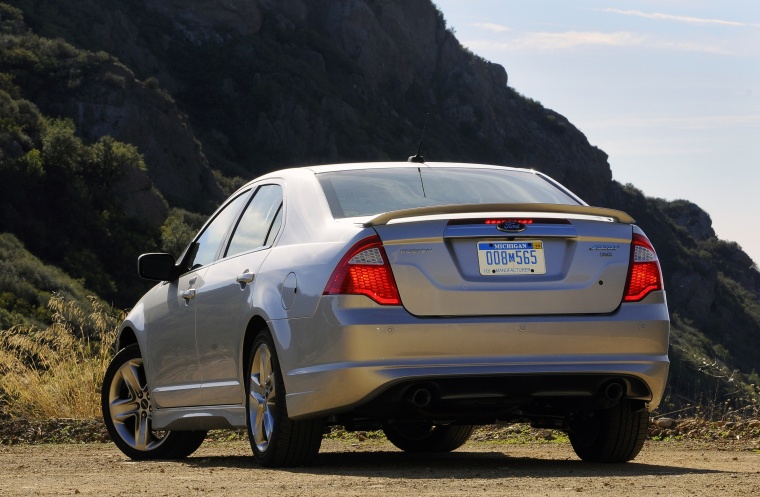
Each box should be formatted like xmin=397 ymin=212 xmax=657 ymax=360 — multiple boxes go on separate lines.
xmin=318 ymin=169 xmax=427 ymax=218
xmin=185 ymin=191 xmax=250 ymax=271
xmin=420 ymin=168 xmax=577 ymax=206
xmin=264 ymin=204 xmax=283 ymax=247
xmin=317 ymin=167 xmax=581 ymax=219
xmin=225 ymin=184 xmax=283 ymax=257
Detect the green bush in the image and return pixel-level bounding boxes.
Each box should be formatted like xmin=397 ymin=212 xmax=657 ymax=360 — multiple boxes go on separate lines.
xmin=160 ymin=208 xmax=207 ymax=258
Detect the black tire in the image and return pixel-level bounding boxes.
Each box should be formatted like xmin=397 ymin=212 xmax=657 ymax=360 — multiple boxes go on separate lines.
xmin=383 ymin=421 xmax=475 ymax=453
xmin=568 ymin=400 xmax=648 ymax=463
xmin=101 ymin=344 xmax=206 ymax=460
xmin=246 ymin=332 xmax=323 ymax=467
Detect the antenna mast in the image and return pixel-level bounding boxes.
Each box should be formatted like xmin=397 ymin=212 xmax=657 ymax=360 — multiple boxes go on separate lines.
xmin=408 ymin=113 xmax=429 ymax=163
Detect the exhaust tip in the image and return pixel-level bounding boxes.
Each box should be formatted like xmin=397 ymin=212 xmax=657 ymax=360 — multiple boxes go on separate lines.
xmin=409 ymin=388 xmax=433 ymax=408
xmin=604 ymin=382 xmax=625 ymax=401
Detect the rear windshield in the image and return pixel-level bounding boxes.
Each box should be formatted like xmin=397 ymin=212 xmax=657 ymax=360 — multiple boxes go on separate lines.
xmin=317 ymin=167 xmax=582 ymax=219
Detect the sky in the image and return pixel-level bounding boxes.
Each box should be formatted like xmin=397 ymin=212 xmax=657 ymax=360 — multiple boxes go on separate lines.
xmin=434 ymin=0 xmax=760 ymax=265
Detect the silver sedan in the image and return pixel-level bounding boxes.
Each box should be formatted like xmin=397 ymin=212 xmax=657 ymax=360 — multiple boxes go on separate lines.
xmin=101 ymin=162 xmax=669 ymax=466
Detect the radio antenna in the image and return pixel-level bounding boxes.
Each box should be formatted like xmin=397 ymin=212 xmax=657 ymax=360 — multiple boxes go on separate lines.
xmin=407 ymin=113 xmax=429 ymax=163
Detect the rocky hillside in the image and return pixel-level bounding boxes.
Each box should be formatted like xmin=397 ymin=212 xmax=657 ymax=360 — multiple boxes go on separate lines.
xmin=1 ymin=0 xmax=759 ymax=413
xmin=9 ymin=0 xmax=611 ymax=203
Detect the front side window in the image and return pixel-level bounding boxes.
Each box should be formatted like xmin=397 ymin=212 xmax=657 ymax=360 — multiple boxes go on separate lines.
xmin=225 ymin=184 xmax=283 ymax=257
xmin=183 ymin=191 xmax=250 ymax=272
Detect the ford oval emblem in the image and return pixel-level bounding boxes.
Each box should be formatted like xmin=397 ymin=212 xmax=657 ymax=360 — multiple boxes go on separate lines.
xmin=497 ymin=221 xmax=527 ymax=233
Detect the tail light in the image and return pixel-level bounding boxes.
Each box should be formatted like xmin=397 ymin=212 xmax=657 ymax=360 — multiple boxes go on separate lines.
xmin=323 ymin=235 xmax=401 ymax=305
xmin=623 ymin=233 xmax=664 ymax=302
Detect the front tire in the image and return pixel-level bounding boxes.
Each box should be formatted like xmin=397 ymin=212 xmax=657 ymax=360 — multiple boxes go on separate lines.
xmin=568 ymin=400 xmax=648 ymax=463
xmin=101 ymin=344 xmax=206 ymax=460
xmin=383 ymin=421 xmax=474 ymax=453
xmin=246 ymin=332 xmax=323 ymax=467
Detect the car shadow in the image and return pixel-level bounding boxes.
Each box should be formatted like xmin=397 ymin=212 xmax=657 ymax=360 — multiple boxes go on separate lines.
xmin=180 ymin=449 xmax=726 ymax=479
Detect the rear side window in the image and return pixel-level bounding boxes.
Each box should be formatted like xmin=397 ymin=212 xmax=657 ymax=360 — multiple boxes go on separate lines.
xmin=225 ymin=184 xmax=283 ymax=257
xmin=317 ymin=167 xmax=581 ymax=219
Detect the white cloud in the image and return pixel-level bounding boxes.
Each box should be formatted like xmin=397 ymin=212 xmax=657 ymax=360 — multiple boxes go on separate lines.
xmin=606 ymin=140 xmax=715 ymax=157
xmin=464 ymin=31 xmax=735 ymax=55
xmin=472 ymin=22 xmax=511 ymax=33
xmin=518 ymin=31 xmax=646 ymax=50
xmin=466 ymin=31 xmax=647 ymax=51
xmin=595 ymin=8 xmax=760 ymax=28
xmin=584 ymin=114 xmax=760 ymax=131
xmin=644 ymin=39 xmax=737 ymax=55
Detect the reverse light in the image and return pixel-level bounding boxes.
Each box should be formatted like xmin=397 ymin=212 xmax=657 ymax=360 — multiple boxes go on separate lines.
xmin=623 ymin=233 xmax=664 ymax=302
xmin=324 ymin=235 xmax=401 ymax=305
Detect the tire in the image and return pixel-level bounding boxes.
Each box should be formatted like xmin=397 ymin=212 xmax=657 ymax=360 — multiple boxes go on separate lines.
xmin=568 ymin=400 xmax=648 ymax=463
xmin=383 ymin=421 xmax=475 ymax=453
xmin=246 ymin=332 xmax=323 ymax=467
xmin=101 ymin=344 xmax=206 ymax=460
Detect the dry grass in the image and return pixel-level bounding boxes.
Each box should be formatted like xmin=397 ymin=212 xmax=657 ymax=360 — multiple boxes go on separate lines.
xmin=0 ymin=295 xmax=120 ymax=420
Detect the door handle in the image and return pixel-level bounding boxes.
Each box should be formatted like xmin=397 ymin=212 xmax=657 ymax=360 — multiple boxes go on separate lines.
xmin=236 ymin=271 xmax=255 ymax=285
xmin=182 ymin=289 xmax=196 ymax=301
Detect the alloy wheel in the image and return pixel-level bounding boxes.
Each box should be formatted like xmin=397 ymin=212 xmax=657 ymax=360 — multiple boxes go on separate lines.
xmin=106 ymin=356 xmax=167 ymax=452
xmin=249 ymin=342 xmax=276 ymax=452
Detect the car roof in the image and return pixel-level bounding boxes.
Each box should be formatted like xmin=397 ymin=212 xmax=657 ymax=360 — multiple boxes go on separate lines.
xmin=302 ymin=161 xmax=537 ymax=174
xmin=242 ymin=162 xmax=539 ymax=186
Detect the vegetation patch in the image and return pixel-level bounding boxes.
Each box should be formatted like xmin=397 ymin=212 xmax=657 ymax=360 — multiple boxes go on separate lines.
xmin=0 ymin=295 xmax=120 ymax=421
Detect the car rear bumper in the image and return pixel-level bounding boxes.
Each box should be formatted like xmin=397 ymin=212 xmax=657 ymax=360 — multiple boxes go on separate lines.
xmin=271 ymin=292 xmax=670 ymax=420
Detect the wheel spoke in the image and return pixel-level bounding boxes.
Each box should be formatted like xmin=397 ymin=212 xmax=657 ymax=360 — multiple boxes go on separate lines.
xmin=120 ymin=361 xmax=143 ymax=398
xmin=261 ymin=348 xmax=272 ymax=385
xmin=135 ymin=414 xmax=152 ymax=451
xmin=268 ymin=381 xmax=276 ymax=402
xmin=250 ymin=355 xmax=266 ymax=407
xmin=251 ymin=388 xmax=266 ymax=405
xmin=262 ymin=408 xmax=275 ymax=441
xmin=250 ymin=371 xmax=265 ymax=398
xmin=254 ymin=403 xmax=267 ymax=446
xmin=110 ymin=398 xmax=139 ymax=423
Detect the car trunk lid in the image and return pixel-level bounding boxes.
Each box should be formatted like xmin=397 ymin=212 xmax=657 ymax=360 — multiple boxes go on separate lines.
xmin=369 ymin=204 xmax=634 ymax=317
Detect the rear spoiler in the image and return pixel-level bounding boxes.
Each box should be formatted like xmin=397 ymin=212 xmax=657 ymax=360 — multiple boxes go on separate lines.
xmin=364 ymin=203 xmax=635 ymax=227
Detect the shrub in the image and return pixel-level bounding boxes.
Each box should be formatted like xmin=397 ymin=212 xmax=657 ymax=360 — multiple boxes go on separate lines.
xmin=160 ymin=208 xmax=207 ymax=258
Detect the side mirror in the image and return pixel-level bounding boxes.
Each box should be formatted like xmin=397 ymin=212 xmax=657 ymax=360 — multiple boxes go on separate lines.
xmin=138 ymin=253 xmax=176 ymax=281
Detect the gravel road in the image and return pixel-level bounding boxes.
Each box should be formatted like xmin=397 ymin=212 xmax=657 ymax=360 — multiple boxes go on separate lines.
xmin=2 ymin=438 xmax=759 ymax=496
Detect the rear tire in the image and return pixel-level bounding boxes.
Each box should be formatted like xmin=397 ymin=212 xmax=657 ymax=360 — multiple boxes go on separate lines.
xmin=246 ymin=332 xmax=323 ymax=467
xmin=383 ymin=421 xmax=474 ymax=453
xmin=101 ymin=344 xmax=206 ymax=460
xmin=568 ymin=400 xmax=648 ymax=463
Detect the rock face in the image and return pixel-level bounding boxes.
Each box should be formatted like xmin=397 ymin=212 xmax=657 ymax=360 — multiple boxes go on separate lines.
xmin=60 ymin=63 xmax=224 ymax=213
xmin=23 ymin=0 xmax=612 ymax=205
xmin=661 ymin=200 xmax=716 ymax=241
xmin=246 ymin=0 xmax=613 ymax=205
xmin=151 ymin=0 xmax=263 ymax=39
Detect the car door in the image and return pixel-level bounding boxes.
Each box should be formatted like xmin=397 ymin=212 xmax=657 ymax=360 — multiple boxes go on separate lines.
xmin=195 ymin=183 xmax=284 ymax=405
xmin=146 ymin=190 xmax=251 ymax=408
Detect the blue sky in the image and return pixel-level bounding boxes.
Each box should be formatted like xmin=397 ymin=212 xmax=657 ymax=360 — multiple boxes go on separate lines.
xmin=434 ymin=0 xmax=760 ymax=265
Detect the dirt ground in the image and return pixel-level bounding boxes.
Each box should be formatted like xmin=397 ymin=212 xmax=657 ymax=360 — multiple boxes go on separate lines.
xmin=1 ymin=437 xmax=758 ymax=497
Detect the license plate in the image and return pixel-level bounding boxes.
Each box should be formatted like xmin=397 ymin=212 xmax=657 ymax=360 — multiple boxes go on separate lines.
xmin=477 ymin=241 xmax=546 ymax=275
